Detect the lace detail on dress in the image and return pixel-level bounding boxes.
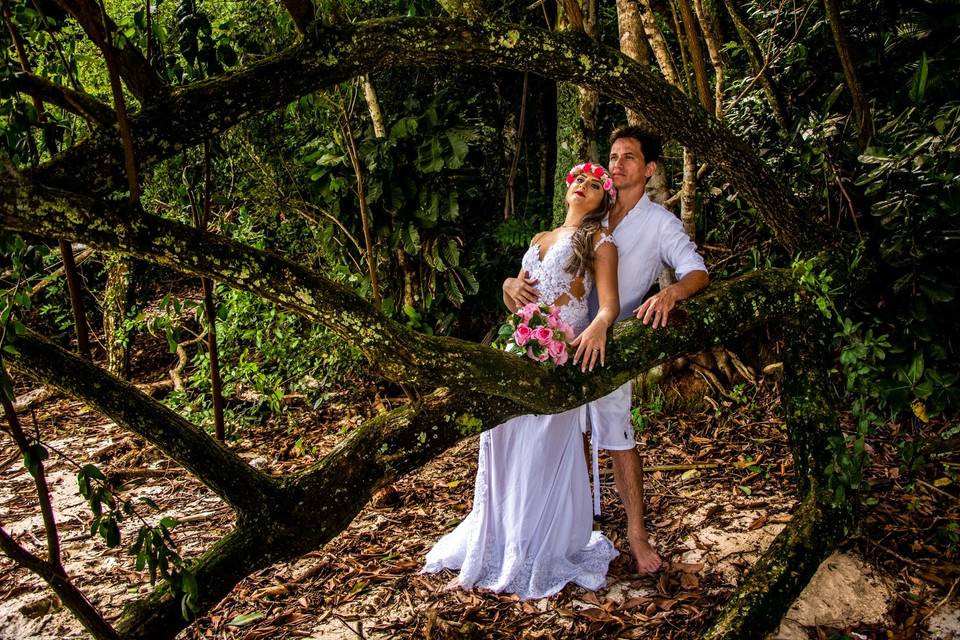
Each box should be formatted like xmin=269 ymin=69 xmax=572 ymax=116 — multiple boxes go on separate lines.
xmin=521 ymin=235 xmax=594 ymax=333
xmin=593 ymin=233 xmax=616 ymax=252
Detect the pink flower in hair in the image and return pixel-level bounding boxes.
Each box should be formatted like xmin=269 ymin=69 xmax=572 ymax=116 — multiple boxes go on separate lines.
xmin=592 ymin=166 xmax=605 ymax=178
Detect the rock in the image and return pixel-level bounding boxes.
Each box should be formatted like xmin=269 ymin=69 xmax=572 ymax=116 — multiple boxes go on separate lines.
xmin=769 ymin=552 xmax=894 ymax=639
xmin=19 ymin=594 xmax=61 ymax=619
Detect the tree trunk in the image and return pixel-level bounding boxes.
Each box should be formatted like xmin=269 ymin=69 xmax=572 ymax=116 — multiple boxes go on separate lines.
xmin=639 ymin=0 xmax=681 ymax=86
xmin=675 ymin=0 xmax=712 ymax=111
xmin=693 ymin=0 xmax=725 ymax=117
xmin=616 ymin=0 xmax=652 ymax=127
xmin=102 ymin=256 xmax=133 ymax=379
xmin=552 ymin=0 xmax=600 ymax=225
xmin=723 ymin=0 xmax=791 ymax=131
xmin=360 ymin=74 xmax=387 ymax=138
xmin=822 ymin=0 xmax=873 ymax=149
xmin=680 ymin=147 xmax=698 ymax=239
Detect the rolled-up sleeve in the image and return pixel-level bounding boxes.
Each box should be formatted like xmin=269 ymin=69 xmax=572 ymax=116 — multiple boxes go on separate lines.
xmin=658 ymin=214 xmax=707 ymax=281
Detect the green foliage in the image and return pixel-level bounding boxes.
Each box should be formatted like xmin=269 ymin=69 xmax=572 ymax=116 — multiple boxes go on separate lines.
xmin=302 ymin=95 xmax=481 ymax=315
xmin=76 ymin=462 xmax=199 ymax=619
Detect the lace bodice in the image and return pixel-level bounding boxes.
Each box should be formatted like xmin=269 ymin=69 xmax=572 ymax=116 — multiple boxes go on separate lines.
xmin=520 ymin=233 xmax=613 ymax=333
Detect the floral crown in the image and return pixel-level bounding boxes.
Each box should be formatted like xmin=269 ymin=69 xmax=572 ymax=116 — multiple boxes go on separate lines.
xmin=565 ymin=162 xmax=617 ymax=201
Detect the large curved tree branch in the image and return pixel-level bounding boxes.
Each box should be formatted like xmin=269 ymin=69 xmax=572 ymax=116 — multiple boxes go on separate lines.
xmin=29 ymin=17 xmax=829 ymax=253
xmin=8 ymin=331 xmax=279 ymax=516
xmin=0 ymin=176 xmax=798 ymax=409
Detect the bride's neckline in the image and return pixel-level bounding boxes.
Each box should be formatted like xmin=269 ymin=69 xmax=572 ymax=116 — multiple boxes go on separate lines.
xmin=531 ymin=231 xmax=575 ymax=264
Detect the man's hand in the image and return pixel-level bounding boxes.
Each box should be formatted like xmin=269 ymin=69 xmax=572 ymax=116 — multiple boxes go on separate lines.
xmin=634 ymin=270 xmax=709 ymax=329
xmin=503 ymin=272 xmax=539 ymax=309
xmin=633 ymin=285 xmax=681 ymax=330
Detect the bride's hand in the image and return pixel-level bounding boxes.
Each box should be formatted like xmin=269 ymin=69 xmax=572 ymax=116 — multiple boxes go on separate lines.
xmin=570 ymin=321 xmax=608 ymax=373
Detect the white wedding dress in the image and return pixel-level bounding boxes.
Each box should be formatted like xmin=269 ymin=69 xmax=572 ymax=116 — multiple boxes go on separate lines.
xmin=423 ymin=233 xmax=618 ymax=600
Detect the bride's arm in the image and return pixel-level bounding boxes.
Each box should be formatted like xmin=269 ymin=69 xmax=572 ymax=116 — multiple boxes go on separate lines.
xmin=571 ymin=239 xmax=619 ymax=372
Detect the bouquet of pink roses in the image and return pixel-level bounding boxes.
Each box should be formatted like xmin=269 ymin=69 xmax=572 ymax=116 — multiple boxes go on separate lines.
xmin=494 ymin=303 xmax=575 ymax=366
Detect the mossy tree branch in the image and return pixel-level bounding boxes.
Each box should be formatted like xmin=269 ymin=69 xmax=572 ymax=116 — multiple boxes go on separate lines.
xmin=29 ymin=17 xmax=830 ymax=253
xmin=1 ymin=176 xmax=798 ymax=411
xmin=2 ymin=72 xmax=115 ymax=127
xmin=8 ymin=331 xmax=280 ymax=516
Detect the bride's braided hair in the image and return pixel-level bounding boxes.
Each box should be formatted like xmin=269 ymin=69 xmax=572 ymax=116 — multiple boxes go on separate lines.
xmin=564 ymin=163 xmax=616 ymax=278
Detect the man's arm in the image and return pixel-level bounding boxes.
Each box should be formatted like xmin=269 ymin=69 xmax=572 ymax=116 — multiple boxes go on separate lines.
xmin=634 ymin=270 xmax=709 ymax=329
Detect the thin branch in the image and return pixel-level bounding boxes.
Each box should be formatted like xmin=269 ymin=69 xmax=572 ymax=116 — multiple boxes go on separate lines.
xmin=3 ymin=73 xmax=115 ymax=127
xmin=53 ymin=0 xmax=166 ymax=101
xmin=0 ymin=526 xmax=119 ymax=640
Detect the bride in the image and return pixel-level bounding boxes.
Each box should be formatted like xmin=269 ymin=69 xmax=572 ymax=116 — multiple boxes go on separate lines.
xmin=423 ymin=162 xmax=621 ymax=599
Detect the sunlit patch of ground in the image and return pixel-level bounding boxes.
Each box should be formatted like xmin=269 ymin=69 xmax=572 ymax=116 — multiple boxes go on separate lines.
xmin=1 ymin=372 xmax=956 ymax=639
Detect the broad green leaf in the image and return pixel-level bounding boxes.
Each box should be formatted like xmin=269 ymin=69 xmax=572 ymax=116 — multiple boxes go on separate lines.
xmin=227 ymin=611 xmax=266 ymax=627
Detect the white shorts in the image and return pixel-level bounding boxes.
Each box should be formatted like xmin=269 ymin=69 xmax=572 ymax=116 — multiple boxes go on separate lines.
xmin=582 ymin=382 xmax=635 ymax=450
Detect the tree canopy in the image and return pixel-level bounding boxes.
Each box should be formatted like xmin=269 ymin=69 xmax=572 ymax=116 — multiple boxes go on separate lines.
xmin=1 ymin=0 xmax=958 ymax=638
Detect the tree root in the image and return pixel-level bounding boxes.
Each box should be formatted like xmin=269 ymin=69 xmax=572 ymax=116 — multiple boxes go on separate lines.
xmin=703 ymin=483 xmax=850 ymax=639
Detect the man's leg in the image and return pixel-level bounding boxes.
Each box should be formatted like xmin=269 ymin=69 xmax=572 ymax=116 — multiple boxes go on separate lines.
xmin=609 ymin=447 xmax=662 ymax=573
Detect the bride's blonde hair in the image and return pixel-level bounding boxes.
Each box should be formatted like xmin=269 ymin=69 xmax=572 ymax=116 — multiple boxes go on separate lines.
xmin=563 ymin=163 xmax=615 ymax=278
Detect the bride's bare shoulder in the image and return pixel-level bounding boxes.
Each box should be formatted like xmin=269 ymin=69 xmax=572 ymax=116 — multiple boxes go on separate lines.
xmin=530 ymin=230 xmax=551 ymax=246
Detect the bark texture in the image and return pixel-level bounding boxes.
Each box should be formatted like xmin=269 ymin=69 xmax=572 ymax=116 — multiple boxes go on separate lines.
xmin=28 ymin=17 xmax=830 ymax=254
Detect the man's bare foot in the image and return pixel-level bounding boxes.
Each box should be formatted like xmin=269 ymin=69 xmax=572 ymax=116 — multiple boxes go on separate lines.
xmin=629 ymin=529 xmax=662 ymax=574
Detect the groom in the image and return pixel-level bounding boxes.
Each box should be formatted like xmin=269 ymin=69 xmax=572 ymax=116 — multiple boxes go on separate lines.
xmin=503 ymin=126 xmax=709 ymax=573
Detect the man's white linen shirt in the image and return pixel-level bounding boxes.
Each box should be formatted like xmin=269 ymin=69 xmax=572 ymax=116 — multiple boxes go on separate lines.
xmin=590 ymin=192 xmax=707 ymax=319
xmin=583 ymin=192 xmax=707 ymax=464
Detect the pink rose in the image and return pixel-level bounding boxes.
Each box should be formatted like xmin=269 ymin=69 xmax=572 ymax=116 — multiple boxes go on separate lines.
xmin=552 ymin=347 xmax=569 ymax=366
xmin=518 ymin=302 xmax=539 ymax=323
xmin=533 ymin=325 xmax=553 ymax=346
xmin=548 ymin=339 xmax=567 ymax=359
xmin=547 ymin=313 xmax=560 ymax=329
xmin=527 ymin=346 xmax=550 ymax=362
xmin=593 ymin=166 xmax=605 ymax=178
xmin=513 ymin=324 xmax=532 ymax=346
xmin=559 ymin=322 xmax=575 ymax=341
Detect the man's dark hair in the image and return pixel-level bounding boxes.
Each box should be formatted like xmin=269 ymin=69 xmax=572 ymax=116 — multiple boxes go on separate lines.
xmin=609 ymin=126 xmax=662 ymax=163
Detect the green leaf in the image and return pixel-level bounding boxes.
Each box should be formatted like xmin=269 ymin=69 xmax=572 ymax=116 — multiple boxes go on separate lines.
xmin=907 ymin=351 xmax=924 ymax=384
xmin=160 ymin=516 xmax=178 ymax=530
xmin=442 ymin=238 xmax=460 ymax=267
xmin=226 ymin=611 xmax=266 ymax=627
xmin=23 ymin=443 xmax=48 ymax=477
xmin=445 ymin=271 xmax=464 ymax=307
xmin=909 ymin=52 xmax=928 ymax=104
